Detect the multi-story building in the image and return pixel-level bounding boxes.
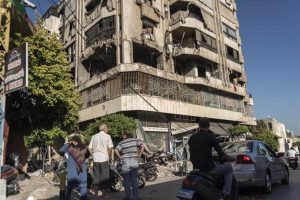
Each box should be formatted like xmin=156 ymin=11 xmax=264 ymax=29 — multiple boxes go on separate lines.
xmin=42 ymin=6 xmax=61 ymax=36
xmin=58 ymin=0 xmax=256 ymax=150
xmin=261 ymin=117 xmax=288 ymax=152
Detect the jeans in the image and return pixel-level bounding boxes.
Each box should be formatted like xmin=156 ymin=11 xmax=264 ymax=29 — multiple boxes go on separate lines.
xmin=209 ymin=164 xmax=233 ymax=195
xmin=122 ymin=158 xmax=139 ymax=200
xmin=66 ymin=181 xmax=87 ymax=200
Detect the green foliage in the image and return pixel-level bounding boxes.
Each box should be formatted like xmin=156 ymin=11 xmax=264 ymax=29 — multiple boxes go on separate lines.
xmin=292 ymin=141 xmax=300 ymax=147
xmin=250 ymin=129 xmax=279 ymax=152
xmin=8 ymin=26 xmax=81 ymax=148
xmin=25 ymin=126 xmax=67 ymax=147
xmin=229 ymin=125 xmax=249 ymax=136
xmin=84 ymin=113 xmax=137 ymax=141
xmin=292 ymin=141 xmax=300 ymax=148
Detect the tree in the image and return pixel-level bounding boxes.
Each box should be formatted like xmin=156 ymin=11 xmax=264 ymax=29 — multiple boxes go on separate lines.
xmin=250 ymin=129 xmax=279 ymax=152
xmin=84 ymin=113 xmax=137 ymax=142
xmin=7 ymin=26 xmax=81 ymax=147
xmin=228 ymin=125 xmax=249 ymax=140
xmin=292 ymin=141 xmax=300 ymax=149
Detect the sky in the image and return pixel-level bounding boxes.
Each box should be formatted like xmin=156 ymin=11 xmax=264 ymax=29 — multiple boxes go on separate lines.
xmin=25 ymin=0 xmax=300 ymax=134
xmin=236 ymin=0 xmax=300 ymax=134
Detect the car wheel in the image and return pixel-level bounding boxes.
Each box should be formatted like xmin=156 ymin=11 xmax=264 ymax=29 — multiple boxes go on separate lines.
xmin=264 ymin=172 xmax=272 ymax=194
xmin=281 ymin=167 xmax=289 ymax=185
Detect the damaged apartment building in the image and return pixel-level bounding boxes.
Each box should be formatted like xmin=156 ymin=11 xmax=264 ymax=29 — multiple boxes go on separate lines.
xmin=58 ymin=0 xmax=256 ymax=151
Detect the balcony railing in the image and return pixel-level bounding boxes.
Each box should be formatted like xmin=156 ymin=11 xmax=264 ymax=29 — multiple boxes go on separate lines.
xmin=81 ymin=71 xmax=246 ymax=113
xmin=173 ymin=47 xmax=219 ymax=63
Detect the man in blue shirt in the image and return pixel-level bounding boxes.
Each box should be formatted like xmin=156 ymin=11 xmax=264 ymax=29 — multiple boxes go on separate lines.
xmin=115 ymin=131 xmax=145 ymax=200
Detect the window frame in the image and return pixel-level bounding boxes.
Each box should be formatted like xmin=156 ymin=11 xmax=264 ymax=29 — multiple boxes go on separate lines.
xmin=222 ymin=23 xmax=237 ymax=41
xmin=226 ymin=45 xmax=239 ymax=62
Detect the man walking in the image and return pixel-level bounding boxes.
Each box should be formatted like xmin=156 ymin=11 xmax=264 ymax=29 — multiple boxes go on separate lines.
xmin=115 ymin=131 xmax=145 ymax=200
xmin=88 ymin=124 xmax=114 ymax=198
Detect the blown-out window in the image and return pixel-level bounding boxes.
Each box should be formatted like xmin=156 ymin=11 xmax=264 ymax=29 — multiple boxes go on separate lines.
xmin=226 ymin=45 xmax=239 ymax=61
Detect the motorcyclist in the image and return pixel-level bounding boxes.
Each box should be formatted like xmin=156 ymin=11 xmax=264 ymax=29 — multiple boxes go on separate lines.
xmin=286 ymin=147 xmax=298 ymax=158
xmin=188 ymin=117 xmax=234 ymax=200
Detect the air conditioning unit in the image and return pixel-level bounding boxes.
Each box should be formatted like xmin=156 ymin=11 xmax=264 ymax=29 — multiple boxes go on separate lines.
xmin=136 ymin=0 xmax=144 ymax=5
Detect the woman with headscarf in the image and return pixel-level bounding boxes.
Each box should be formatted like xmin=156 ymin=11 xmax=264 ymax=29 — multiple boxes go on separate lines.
xmin=60 ymin=135 xmax=90 ymax=200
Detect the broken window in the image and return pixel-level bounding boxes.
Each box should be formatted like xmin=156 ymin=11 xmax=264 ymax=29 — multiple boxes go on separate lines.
xmin=268 ymin=123 xmax=273 ymax=130
xmin=142 ymin=20 xmax=154 ymax=34
xmin=229 ymin=71 xmax=241 ymax=83
xmin=226 ymin=45 xmax=239 ymax=61
xmin=222 ymin=23 xmax=237 ymax=41
xmin=86 ymin=0 xmax=107 ymax=12
xmin=133 ymin=42 xmax=160 ymax=68
xmin=188 ymin=4 xmax=203 ymax=21
xmin=195 ymin=30 xmax=217 ymax=50
xmin=66 ymin=42 xmax=75 ymax=63
xmin=85 ymin=15 xmax=115 ymax=44
xmin=142 ymin=19 xmax=156 ymax=41
xmin=198 ymin=66 xmax=206 ymax=78
xmin=71 ymin=67 xmax=75 ymax=81
xmin=68 ymin=21 xmax=75 ymax=37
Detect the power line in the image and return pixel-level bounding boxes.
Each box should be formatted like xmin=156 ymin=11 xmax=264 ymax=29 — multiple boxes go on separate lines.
xmin=46 ymin=0 xmax=86 ymax=43
xmin=36 ymin=0 xmax=43 ymax=15
xmin=50 ymin=0 xmax=85 ymax=34
xmin=47 ymin=0 xmax=196 ymax=136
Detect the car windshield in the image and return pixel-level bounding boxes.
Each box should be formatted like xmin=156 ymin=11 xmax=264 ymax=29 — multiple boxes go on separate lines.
xmin=220 ymin=142 xmax=253 ymax=153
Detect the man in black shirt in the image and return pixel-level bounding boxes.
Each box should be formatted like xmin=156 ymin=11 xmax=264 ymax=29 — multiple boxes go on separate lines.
xmin=188 ymin=118 xmax=234 ymax=198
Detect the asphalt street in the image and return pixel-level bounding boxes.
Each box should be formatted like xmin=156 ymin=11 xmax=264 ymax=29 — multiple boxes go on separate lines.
xmin=110 ymin=168 xmax=300 ymax=200
xmin=239 ymin=167 xmax=300 ymax=200
xmin=7 ymin=167 xmax=300 ymax=200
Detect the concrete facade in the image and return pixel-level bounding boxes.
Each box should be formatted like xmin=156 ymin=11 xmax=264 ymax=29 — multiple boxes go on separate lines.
xmin=261 ymin=117 xmax=288 ymax=152
xmin=58 ymin=0 xmax=256 ymax=149
xmin=42 ymin=6 xmax=61 ymax=36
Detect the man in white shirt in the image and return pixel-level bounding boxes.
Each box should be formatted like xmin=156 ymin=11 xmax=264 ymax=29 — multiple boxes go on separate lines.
xmin=88 ymin=124 xmax=114 ymax=198
xmin=286 ymin=147 xmax=297 ymax=158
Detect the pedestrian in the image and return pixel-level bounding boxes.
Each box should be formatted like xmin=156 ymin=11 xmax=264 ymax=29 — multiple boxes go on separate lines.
xmin=115 ymin=131 xmax=145 ymax=200
xmin=88 ymin=124 xmax=114 ymax=198
xmin=59 ymin=135 xmax=89 ymax=200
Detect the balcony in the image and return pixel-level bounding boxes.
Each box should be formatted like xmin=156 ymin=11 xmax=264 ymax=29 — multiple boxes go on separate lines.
xmin=141 ymin=3 xmax=160 ymax=24
xmin=85 ymin=3 xmax=102 ymax=26
xmin=79 ymin=70 xmax=247 ymax=122
xmin=173 ymin=47 xmax=219 ymax=63
xmin=171 ymin=13 xmax=204 ymax=31
xmin=226 ymin=58 xmax=243 ymax=73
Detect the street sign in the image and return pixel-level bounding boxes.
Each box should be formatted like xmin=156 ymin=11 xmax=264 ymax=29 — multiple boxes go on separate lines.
xmin=4 ymin=42 xmax=28 ymax=94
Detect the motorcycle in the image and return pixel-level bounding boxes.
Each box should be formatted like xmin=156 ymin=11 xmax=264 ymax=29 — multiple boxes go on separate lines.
xmin=287 ymin=157 xmax=298 ymax=169
xmin=143 ymin=149 xmax=168 ymax=166
xmin=110 ymin=161 xmax=146 ymax=192
xmin=177 ymin=156 xmax=238 ymax=200
xmin=1 ymin=165 xmax=20 ymax=196
xmin=139 ymin=160 xmax=158 ymax=182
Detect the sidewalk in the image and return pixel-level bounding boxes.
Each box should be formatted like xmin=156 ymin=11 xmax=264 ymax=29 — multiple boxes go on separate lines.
xmin=7 ymin=164 xmax=184 ymax=200
xmin=7 ymin=175 xmax=60 ymax=200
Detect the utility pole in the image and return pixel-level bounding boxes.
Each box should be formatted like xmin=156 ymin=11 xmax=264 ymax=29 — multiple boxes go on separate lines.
xmin=0 ymin=0 xmax=11 ymax=171
xmin=0 ymin=0 xmax=11 ymax=198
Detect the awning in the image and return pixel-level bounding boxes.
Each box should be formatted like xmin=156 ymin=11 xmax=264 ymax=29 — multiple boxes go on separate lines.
xmin=209 ymin=122 xmax=232 ymax=136
xmin=172 ymin=122 xmax=199 ymax=135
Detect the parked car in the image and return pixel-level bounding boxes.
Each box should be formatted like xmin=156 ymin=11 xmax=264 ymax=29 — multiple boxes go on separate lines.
xmin=217 ymin=140 xmax=289 ymax=194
